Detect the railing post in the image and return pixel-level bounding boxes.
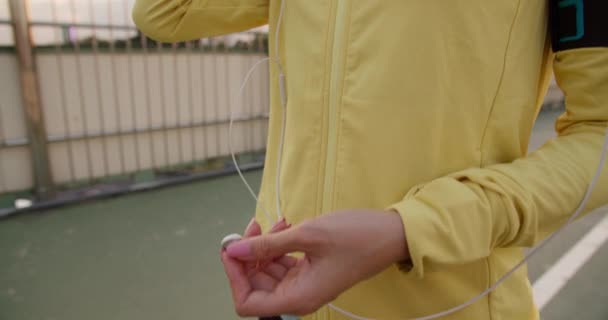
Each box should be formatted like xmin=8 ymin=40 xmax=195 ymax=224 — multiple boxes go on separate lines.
xmin=8 ymin=0 xmax=55 ymax=199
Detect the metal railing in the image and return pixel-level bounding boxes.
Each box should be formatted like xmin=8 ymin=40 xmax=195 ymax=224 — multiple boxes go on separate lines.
xmin=0 ymin=0 xmax=270 ymax=216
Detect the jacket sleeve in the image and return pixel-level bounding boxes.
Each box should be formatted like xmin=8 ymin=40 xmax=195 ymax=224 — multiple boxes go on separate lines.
xmin=132 ymin=0 xmax=269 ymax=42
xmin=389 ymin=47 xmax=608 ymax=278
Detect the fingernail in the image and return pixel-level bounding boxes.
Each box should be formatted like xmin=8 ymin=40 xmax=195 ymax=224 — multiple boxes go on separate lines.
xmin=246 ymin=217 xmax=256 ymax=229
xmin=226 ymin=240 xmax=252 ymax=258
xmin=270 ymin=218 xmax=287 ymax=232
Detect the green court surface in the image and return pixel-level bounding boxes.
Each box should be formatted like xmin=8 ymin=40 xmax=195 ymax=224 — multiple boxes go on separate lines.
xmin=0 ymin=171 xmax=261 ymax=320
xmin=1 ymin=110 xmax=607 ymax=320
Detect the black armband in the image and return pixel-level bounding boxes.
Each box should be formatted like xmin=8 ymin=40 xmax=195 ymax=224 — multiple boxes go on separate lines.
xmin=550 ymin=0 xmax=608 ymax=52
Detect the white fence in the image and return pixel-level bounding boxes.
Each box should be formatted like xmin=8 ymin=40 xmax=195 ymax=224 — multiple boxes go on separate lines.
xmin=0 ymin=50 xmax=270 ymax=194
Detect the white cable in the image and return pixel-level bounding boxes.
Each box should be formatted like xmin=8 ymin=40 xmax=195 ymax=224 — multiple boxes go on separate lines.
xmin=230 ymin=0 xmax=287 ymax=224
xmin=274 ymin=0 xmax=288 ymax=222
xmin=229 ymin=57 xmax=273 ymax=224
xmin=230 ymin=0 xmax=608 ymax=318
xmin=328 ymin=302 xmax=371 ymax=320
xmin=274 ymin=0 xmax=286 ymax=66
xmin=275 ymin=93 xmax=287 ymax=221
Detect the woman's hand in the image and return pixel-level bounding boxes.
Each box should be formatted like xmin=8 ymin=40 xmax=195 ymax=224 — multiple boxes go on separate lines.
xmin=220 ymin=210 xmax=409 ymax=317
xmin=236 ymin=217 xmax=294 ymax=293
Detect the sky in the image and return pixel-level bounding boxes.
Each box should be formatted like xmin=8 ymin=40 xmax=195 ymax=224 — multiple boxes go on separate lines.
xmin=0 ymin=0 xmax=267 ymax=45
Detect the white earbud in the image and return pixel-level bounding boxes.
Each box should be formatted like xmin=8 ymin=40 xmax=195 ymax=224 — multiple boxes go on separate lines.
xmin=221 ymin=233 xmax=243 ymax=250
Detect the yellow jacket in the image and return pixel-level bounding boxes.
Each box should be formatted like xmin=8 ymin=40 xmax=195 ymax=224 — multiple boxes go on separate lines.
xmin=132 ymin=1 xmax=608 ymax=319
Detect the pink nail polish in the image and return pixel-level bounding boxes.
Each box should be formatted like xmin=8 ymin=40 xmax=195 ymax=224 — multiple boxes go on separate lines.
xmin=270 ymin=218 xmax=287 ymax=232
xmin=226 ymin=241 xmax=252 ymax=258
xmin=246 ymin=217 xmax=256 ymax=230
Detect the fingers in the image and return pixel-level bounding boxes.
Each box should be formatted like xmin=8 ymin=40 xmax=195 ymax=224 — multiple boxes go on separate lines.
xmin=229 ymin=218 xmax=295 ymax=261
xmin=249 ymin=271 xmax=278 ymax=291
xmin=248 ymin=257 xmax=295 ymax=282
xmin=236 ymin=288 xmax=292 ymax=317
xmin=243 ymin=218 xmax=293 ymax=281
xmin=276 ymin=255 xmax=298 ymax=269
xmin=235 ymin=289 xmax=280 ymax=317
xmin=262 ymin=261 xmax=288 ymax=280
xmin=244 ymin=217 xmax=289 ymax=238
xmin=244 ymin=218 xmax=261 ymax=237
xmin=221 ymin=251 xmax=252 ymax=306
xmin=226 ymin=227 xmax=304 ymax=262
xmin=223 ymin=251 xmax=295 ymax=318
xmin=236 ymin=287 xmax=316 ymax=317
xmin=269 ymin=218 xmax=290 ymax=233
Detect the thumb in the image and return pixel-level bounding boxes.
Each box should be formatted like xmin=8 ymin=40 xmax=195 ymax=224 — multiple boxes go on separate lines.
xmin=226 ymin=228 xmax=303 ymax=261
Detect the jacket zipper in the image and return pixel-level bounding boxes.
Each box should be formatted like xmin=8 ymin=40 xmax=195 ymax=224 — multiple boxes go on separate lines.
xmin=321 ymin=0 xmax=348 ymax=215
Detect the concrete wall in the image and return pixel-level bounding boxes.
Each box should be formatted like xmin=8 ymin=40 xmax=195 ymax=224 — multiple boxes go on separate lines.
xmin=0 ymin=51 xmax=270 ymax=193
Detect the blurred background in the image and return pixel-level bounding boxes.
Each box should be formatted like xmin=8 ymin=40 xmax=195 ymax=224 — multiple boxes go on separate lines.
xmin=0 ymin=0 xmax=605 ymax=319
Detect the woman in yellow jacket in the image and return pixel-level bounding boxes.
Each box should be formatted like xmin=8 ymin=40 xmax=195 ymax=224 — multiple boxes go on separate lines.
xmin=132 ymin=1 xmax=608 ymax=319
